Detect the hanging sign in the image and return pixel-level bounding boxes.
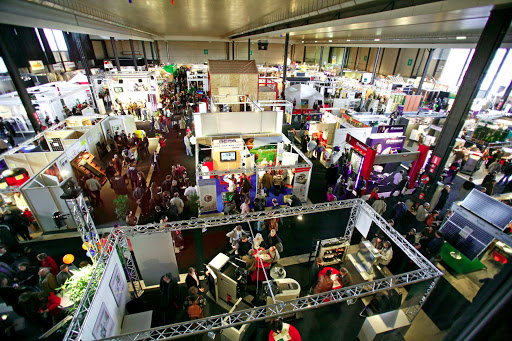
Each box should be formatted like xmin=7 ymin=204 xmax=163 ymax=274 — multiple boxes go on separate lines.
xmin=198 ymin=178 xmax=217 ymax=213
xmin=204 ymin=49 xmax=208 ymax=55
xmin=52 ymin=63 xmax=63 ymax=71
xmin=293 ymin=167 xmax=310 ymax=202
xmin=408 ymin=59 xmax=413 ymax=66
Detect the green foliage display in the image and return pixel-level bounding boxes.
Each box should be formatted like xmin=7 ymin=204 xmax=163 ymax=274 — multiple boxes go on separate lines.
xmin=472 ymin=125 xmax=512 ymax=143
xmin=113 ymin=194 xmax=130 ymax=223
xmin=187 ymin=193 xmax=201 ymax=217
xmin=59 ymin=265 xmax=96 ymax=315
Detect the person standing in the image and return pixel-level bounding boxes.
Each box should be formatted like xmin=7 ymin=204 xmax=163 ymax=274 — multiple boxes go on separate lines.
xmin=159 ymin=273 xmax=179 ymax=324
xmin=105 ymin=161 xmax=117 ymax=187
xmin=458 ymin=177 xmax=475 ymax=201
xmin=112 ymin=154 xmax=123 ymax=176
xmin=185 ymin=267 xmax=204 ymax=291
xmin=85 ymin=175 xmax=104 ymax=206
xmin=184 ymin=132 xmax=193 ymax=157
xmin=338 ymin=267 xmax=353 ymax=287
xmin=170 ymin=192 xmax=184 ymax=217
xmin=434 ymin=185 xmax=450 ymax=211
xmin=3 ymin=209 xmax=31 ymax=241
xmin=260 ymin=171 xmax=273 ymax=197
xmin=179 ymin=117 xmax=186 ymax=136
xmin=151 ymin=151 xmax=160 ymax=172
xmin=391 ymin=170 xmax=404 ymax=194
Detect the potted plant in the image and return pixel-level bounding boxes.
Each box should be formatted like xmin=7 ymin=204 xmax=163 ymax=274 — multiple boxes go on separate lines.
xmin=113 ymin=194 xmax=130 ymax=223
xmin=187 ymin=193 xmax=202 ymax=218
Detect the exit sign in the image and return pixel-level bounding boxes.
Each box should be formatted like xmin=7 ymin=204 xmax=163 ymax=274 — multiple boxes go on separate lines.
xmin=363 ymin=56 xmax=367 ymax=61
xmin=408 ymin=58 xmax=413 ymax=66
xmin=250 ymin=50 xmax=252 ymax=55
xmin=204 ymin=49 xmax=208 ymax=54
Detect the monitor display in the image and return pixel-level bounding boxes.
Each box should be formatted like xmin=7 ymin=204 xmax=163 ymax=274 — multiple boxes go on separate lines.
xmin=220 ymin=151 xmax=236 ymax=162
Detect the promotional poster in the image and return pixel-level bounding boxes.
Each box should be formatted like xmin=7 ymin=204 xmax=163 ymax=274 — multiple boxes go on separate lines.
xmin=374 ymin=125 xmax=406 ymax=134
xmin=292 ymin=167 xmax=310 ymax=202
xmin=198 ymin=178 xmax=218 ymax=212
xmin=366 ymin=136 xmax=406 ymax=155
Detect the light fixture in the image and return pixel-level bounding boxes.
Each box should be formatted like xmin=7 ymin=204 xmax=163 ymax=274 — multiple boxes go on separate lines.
xmin=329 ymin=40 xmax=332 ymax=42
xmin=315 ymin=40 xmax=318 ymax=43
xmin=374 ymin=39 xmax=380 ymax=41
xmin=456 ymin=36 xmax=467 ymax=40
xmin=297 ymin=215 xmax=303 ymax=220
xmin=301 ymin=41 xmax=304 ymax=43
xmin=347 ymin=39 xmax=351 ymax=42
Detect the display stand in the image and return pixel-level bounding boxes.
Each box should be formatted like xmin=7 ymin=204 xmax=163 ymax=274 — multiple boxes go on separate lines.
xmin=71 ymin=151 xmax=107 ymax=185
xmin=317 ymin=237 xmax=350 ymax=266
xmin=358 ymin=309 xmax=410 ymax=341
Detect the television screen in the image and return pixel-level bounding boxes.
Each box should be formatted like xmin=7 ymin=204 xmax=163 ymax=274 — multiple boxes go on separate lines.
xmin=114 ymin=87 xmax=123 ymax=93
xmin=220 ymin=151 xmax=236 ymax=162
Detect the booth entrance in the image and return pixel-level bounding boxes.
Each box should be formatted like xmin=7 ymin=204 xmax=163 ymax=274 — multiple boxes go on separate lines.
xmin=64 ymin=199 xmax=443 ymax=341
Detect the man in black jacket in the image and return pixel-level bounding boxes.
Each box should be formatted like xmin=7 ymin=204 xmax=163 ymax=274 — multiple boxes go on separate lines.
xmin=160 ymin=273 xmax=179 ymax=324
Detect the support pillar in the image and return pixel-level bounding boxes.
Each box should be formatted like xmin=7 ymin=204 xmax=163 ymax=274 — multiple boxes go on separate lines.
xmin=393 ymin=48 xmax=402 ymax=75
xmin=129 ymin=39 xmax=137 ymax=68
xmin=340 ymin=47 xmax=348 ymax=76
xmin=303 ymin=46 xmax=307 ymax=63
xmin=248 ymin=39 xmax=251 ymax=60
xmin=232 ymin=41 xmax=235 ymax=60
xmin=73 ymin=33 xmax=99 ymax=110
xmin=365 ymin=48 xmax=371 ymax=71
xmin=166 ymin=41 xmax=170 ymax=64
xmin=0 ymin=32 xmax=41 ymax=132
xmin=410 ymin=49 xmax=421 ymax=78
xmin=155 ymin=41 xmax=160 ymax=64
xmin=425 ymin=5 xmax=512 ymax=200
xmin=485 ymin=48 xmax=510 ymax=98
xmin=416 ymin=48 xmax=435 ymax=95
xmin=110 ymin=37 xmax=121 ymax=71
xmin=282 ymin=33 xmax=290 ymax=99
xmin=354 ymin=47 xmax=359 ymax=69
xmin=319 ymin=46 xmax=324 ymax=69
xmin=150 ymin=42 xmax=155 ymax=64
xmin=378 ymin=48 xmax=385 ymax=74
xmin=500 ymin=79 xmax=512 ymax=109
xmin=371 ymin=47 xmax=382 ymax=84
xmin=141 ymin=41 xmax=148 ymax=70
xmin=432 ymin=49 xmax=444 ymax=78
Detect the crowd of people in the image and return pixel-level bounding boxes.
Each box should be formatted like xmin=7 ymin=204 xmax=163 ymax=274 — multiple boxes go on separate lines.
xmin=0 ymin=242 xmax=91 ymax=333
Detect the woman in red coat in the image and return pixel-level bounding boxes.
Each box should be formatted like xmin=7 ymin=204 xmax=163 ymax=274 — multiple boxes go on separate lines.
xmin=37 ymin=253 xmax=59 ymax=276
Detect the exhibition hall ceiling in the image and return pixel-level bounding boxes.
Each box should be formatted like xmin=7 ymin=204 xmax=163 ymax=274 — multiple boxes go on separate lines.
xmin=1 ymin=0 xmax=511 ymax=46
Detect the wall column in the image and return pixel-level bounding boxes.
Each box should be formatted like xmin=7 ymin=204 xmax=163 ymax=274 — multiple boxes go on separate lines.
xmin=110 ymin=37 xmax=121 ymax=71
xmin=282 ymin=33 xmax=290 ymax=99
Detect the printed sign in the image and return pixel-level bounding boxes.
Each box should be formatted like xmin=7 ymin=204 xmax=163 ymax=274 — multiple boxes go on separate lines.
xmin=408 ymin=59 xmax=413 ymax=66
xmin=375 ymin=125 xmax=405 ymax=134
xmin=341 ymin=113 xmax=369 ymax=128
xmin=198 ymin=178 xmax=217 ymax=212
xmin=212 ymin=138 xmax=244 ymax=151
xmin=293 ymin=167 xmax=310 ymax=202
xmin=204 ymin=49 xmax=208 ymax=55
xmin=29 ymin=60 xmax=44 ymax=72
xmin=64 ymin=61 xmax=76 ymax=70
xmin=366 ymin=136 xmax=406 ymax=155
xmin=52 ymin=63 xmax=63 ymax=71
xmin=346 ymin=134 xmax=370 ymax=155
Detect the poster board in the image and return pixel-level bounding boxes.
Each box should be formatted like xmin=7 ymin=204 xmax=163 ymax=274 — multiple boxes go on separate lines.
xmin=355 ymin=209 xmax=372 ymax=238
xmin=78 ymin=252 xmax=129 ymax=340
xmin=292 ymin=167 xmax=310 ymax=202
xmin=129 ymin=233 xmax=179 ymax=287
xmin=333 ymin=127 xmax=371 ymax=150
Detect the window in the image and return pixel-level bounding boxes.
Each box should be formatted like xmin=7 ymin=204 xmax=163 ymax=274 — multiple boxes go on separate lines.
xmin=42 ymin=28 xmax=68 ymax=51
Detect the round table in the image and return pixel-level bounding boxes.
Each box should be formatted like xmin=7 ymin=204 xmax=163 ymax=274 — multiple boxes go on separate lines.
xmin=269 ymin=324 xmax=301 ymax=341
xmin=270 ymin=266 xmax=286 ymax=280
xmin=251 ymin=249 xmax=273 ymax=282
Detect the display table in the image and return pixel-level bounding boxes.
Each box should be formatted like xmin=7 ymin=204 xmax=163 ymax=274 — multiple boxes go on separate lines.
xmin=358 ymin=309 xmax=409 ymax=341
xmin=269 ymin=324 xmax=301 ymax=341
xmin=71 ymin=151 xmax=107 ymax=185
xmin=121 ymin=311 xmax=153 ymax=340
xmin=440 ymin=243 xmax=486 ymax=274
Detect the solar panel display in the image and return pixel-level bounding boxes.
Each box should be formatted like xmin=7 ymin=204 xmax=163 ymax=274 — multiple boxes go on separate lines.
xmin=440 ymin=205 xmax=496 ymax=261
xmin=461 ymin=189 xmax=512 ymax=230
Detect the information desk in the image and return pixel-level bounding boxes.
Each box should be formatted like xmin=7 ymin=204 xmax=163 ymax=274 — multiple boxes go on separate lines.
xmin=440 ymin=242 xmax=486 ymax=274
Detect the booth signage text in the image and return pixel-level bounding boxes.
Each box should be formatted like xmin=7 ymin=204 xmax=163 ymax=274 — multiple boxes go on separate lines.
xmin=346 ymin=134 xmax=369 ymax=155
xmin=342 ymin=113 xmax=369 ymax=128
xmin=212 ymin=138 xmax=244 ymax=152
xmin=375 ymin=125 xmax=405 ymax=134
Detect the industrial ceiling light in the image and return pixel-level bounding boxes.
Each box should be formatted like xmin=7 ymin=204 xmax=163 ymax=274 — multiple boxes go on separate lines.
xmin=315 ymin=40 xmax=318 ymax=43
xmin=347 ymin=39 xmax=351 ymax=41
xmin=329 ymin=40 xmax=332 ymax=42
xmin=374 ymin=39 xmax=380 ymax=41
xmin=302 ymin=41 xmax=304 ymax=43
xmin=456 ymin=36 xmax=467 ymax=40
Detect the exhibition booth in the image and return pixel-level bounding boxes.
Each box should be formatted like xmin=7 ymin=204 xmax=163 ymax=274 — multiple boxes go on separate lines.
xmin=192 ymin=110 xmax=312 ymax=214
xmin=285 ymin=84 xmax=324 ymax=110
xmin=0 ymin=81 xmax=93 ymax=133
xmin=105 ymin=71 xmax=160 ymax=116
xmin=63 ymin=199 xmax=443 ymax=341
xmin=0 ymin=115 xmax=136 ymax=233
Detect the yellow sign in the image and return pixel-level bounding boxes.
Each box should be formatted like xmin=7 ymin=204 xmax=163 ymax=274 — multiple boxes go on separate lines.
xmin=29 ymin=60 xmax=44 ymax=71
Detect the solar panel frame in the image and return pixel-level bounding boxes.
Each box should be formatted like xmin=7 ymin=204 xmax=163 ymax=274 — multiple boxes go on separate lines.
xmin=460 ymin=189 xmax=512 ymax=230
xmin=440 ymin=205 xmax=497 ymax=261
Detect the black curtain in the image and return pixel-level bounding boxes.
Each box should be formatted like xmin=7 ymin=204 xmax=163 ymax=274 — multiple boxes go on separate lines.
xmin=0 ymin=24 xmax=47 ymax=68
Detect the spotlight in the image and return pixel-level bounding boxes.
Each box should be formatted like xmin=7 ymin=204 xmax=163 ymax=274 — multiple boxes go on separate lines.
xmin=456 ymin=36 xmax=467 ymax=40
xmin=297 ymin=215 xmax=303 ymax=221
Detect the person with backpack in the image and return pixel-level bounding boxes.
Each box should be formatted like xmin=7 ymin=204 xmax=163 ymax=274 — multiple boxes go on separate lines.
xmin=183 ymin=286 xmax=205 ymax=320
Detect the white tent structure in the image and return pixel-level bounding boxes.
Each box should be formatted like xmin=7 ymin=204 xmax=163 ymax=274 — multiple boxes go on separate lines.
xmin=285 ymin=84 xmax=324 ymax=110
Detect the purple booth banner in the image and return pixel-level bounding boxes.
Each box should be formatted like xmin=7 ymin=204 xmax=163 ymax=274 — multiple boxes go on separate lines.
xmin=373 ymin=124 xmax=406 ymax=134
xmin=366 ymin=136 xmax=406 ymax=155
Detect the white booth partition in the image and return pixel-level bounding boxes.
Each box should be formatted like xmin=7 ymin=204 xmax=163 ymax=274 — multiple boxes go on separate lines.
xmin=3 ymin=152 xmax=63 ymax=177
xmin=194 ymin=111 xmax=283 ymax=137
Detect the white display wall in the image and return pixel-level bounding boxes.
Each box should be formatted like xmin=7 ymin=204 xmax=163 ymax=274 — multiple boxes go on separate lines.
xmin=80 ymin=251 xmax=130 ymax=341
xmin=194 ymin=111 xmax=283 ymax=137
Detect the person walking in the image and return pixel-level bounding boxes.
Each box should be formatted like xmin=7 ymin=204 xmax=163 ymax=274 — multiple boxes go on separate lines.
xmin=151 ymin=151 xmax=160 ymax=172
xmin=112 ymin=154 xmax=123 ymax=176
xmin=457 ymin=177 xmax=475 ymax=201
xmin=159 ymin=273 xmax=179 ymax=324
xmin=85 ymin=174 xmax=104 ymax=206
xmin=434 ymin=185 xmax=450 ymax=211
